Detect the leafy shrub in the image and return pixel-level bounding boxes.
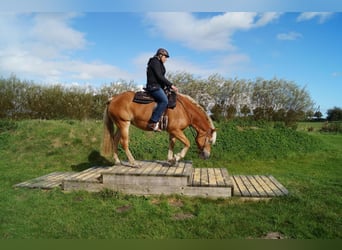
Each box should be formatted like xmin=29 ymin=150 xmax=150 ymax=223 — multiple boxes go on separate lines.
xmin=0 ymin=120 xmax=18 ymax=133
xmin=320 ymin=122 xmax=342 ymax=133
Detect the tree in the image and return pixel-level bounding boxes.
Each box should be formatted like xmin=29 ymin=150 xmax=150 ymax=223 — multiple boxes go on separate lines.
xmin=327 ymin=107 xmax=342 ymax=121
xmin=210 ymin=102 xmax=224 ymax=121
xmin=240 ymin=105 xmax=251 ymax=117
xmin=314 ymin=111 xmax=323 ymax=120
xmin=226 ymin=105 xmax=237 ymax=120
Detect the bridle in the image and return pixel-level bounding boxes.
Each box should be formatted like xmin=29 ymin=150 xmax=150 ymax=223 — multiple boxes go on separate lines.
xmin=193 ymin=128 xmax=213 ymax=151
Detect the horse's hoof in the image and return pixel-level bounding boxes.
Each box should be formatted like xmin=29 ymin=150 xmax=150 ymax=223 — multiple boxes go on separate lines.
xmin=122 ymin=161 xmax=141 ymax=168
xmin=169 ymin=159 xmax=180 ymax=167
xmin=168 ymin=159 xmax=176 ymax=166
xmin=130 ymin=164 xmax=141 ymax=168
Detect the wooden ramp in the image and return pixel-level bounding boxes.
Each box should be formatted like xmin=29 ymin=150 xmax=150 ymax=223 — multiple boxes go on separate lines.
xmin=14 ymin=161 xmax=288 ymax=199
xmin=232 ymin=175 xmax=288 ymax=197
xmin=14 ymin=172 xmax=75 ymax=189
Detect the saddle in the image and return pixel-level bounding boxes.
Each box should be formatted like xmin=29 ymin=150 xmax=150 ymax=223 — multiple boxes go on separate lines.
xmin=133 ymin=89 xmax=177 ymax=109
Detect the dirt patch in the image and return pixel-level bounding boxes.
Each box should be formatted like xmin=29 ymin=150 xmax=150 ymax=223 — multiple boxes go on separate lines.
xmin=172 ymin=213 xmax=195 ymax=221
xmin=262 ymin=232 xmax=285 ymax=239
xmin=116 ymin=205 xmax=132 ymax=213
xmin=52 ymin=138 xmax=62 ymax=148
xmin=168 ymin=198 xmax=184 ymax=207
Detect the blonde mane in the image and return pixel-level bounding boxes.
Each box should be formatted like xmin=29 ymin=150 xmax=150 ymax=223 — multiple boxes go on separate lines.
xmin=178 ymin=93 xmax=215 ymax=129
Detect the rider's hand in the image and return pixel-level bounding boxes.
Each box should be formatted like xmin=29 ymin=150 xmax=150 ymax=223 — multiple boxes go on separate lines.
xmin=171 ymin=85 xmax=178 ymax=92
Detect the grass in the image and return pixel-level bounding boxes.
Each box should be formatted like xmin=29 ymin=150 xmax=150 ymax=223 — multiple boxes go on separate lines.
xmin=0 ymin=119 xmax=341 ymax=239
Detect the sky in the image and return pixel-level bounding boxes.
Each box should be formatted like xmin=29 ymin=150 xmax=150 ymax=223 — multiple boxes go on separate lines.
xmin=0 ymin=1 xmax=342 ymax=115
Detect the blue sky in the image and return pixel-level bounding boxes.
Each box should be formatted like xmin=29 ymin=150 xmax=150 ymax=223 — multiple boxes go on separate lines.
xmin=0 ymin=2 xmax=341 ymax=115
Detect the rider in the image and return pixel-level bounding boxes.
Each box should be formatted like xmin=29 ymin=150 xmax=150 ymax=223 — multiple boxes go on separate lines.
xmin=145 ymin=48 xmax=178 ymax=132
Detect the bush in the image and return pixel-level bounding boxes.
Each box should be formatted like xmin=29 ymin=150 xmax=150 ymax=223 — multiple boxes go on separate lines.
xmin=320 ymin=122 xmax=342 ymax=133
xmin=0 ymin=120 xmax=18 ymax=133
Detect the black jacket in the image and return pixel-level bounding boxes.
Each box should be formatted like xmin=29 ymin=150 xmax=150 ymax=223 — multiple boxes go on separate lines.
xmin=146 ymin=56 xmax=173 ymax=91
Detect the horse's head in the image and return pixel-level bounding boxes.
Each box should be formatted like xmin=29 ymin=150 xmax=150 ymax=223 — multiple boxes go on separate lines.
xmin=195 ymin=128 xmax=217 ymax=159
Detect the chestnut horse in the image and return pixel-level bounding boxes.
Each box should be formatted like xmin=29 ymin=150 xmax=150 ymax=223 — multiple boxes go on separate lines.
xmin=102 ymin=91 xmax=216 ymax=167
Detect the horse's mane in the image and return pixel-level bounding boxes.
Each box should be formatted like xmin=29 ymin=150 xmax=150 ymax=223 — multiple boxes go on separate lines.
xmin=178 ymin=93 xmax=215 ymax=129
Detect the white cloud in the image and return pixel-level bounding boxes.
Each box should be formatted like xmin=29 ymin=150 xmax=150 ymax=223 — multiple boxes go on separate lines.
xmin=133 ymin=50 xmax=252 ymax=82
xmin=145 ymin=12 xmax=281 ymax=51
xmin=332 ymin=72 xmax=341 ymax=77
xmin=297 ymin=12 xmax=333 ymax=23
xmin=0 ymin=13 xmax=132 ymax=84
xmin=277 ymin=31 xmax=303 ymax=40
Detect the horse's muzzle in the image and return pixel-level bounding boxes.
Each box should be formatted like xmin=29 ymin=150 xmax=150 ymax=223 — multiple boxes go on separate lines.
xmin=199 ymin=150 xmax=210 ymax=160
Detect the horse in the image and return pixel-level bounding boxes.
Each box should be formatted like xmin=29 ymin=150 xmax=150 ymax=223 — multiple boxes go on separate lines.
xmin=102 ymin=91 xmax=217 ymax=167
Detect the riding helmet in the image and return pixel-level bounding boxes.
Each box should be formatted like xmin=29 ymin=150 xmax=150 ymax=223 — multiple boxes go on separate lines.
xmin=156 ymin=48 xmax=170 ymax=58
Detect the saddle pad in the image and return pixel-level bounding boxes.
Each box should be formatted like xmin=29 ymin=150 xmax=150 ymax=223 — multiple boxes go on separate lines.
xmin=133 ymin=91 xmax=154 ymax=104
xmin=132 ymin=90 xmax=177 ymax=109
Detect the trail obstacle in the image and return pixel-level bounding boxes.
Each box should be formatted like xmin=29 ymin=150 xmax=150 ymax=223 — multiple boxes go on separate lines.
xmin=14 ymin=160 xmax=288 ymax=198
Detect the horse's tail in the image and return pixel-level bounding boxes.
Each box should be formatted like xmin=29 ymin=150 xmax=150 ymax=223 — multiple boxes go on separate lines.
xmin=101 ymin=99 xmax=114 ymax=156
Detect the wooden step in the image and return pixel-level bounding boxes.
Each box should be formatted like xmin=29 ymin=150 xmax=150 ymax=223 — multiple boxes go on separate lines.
xmin=183 ymin=168 xmax=233 ymax=198
xmin=102 ymin=160 xmax=193 ymax=196
xmin=15 ymin=161 xmax=288 ymax=199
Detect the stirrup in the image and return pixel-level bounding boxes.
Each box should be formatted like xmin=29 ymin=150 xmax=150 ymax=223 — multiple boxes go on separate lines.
xmin=148 ymin=122 xmax=161 ymax=132
xmin=160 ymin=115 xmax=168 ymax=130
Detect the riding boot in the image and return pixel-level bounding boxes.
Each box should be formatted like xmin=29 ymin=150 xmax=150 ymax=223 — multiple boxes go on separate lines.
xmin=147 ymin=121 xmax=162 ymax=132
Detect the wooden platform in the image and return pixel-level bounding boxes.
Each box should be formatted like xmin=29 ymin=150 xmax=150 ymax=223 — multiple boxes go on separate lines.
xmin=14 ymin=161 xmax=288 ymax=198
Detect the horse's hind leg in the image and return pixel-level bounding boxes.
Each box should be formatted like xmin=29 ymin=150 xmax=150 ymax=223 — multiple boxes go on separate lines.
xmin=112 ymin=128 xmax=121 ymax=165
xmin=119 ymin=121 xmax=139 ymax=168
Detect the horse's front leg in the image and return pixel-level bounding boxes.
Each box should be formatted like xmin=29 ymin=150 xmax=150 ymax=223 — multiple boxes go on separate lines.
xmin=168 ymin=135 xmax=176 ymax=164
xmin=168 ymin=130 xmax=190 ymax=165
xmin=168 ymin=134 xmax=176 ymax=160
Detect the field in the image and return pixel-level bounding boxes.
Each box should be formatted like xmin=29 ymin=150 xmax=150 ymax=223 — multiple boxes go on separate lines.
xmin=0 ymin=119 xmax=341 ymax=239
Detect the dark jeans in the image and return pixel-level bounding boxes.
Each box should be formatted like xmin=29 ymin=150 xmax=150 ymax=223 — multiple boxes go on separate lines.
xmin=149 ymin=88 xmax=168 ymax=123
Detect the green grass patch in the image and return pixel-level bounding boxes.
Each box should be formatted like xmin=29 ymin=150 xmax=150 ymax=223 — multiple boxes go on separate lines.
xmin=0 ymin=119 xmax=341 ymax=239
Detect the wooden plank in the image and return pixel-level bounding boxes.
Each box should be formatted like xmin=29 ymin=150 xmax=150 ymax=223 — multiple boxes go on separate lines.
xmin=113 ymin=165 xmax=131 ymax=174
xmin=192 ymin=168 xmax=201 ymax=186
xmin=200 ymin=168 xmax=209 ymax=187
xmin=207 ymin=168 xmax=217 ymax=187
xmin=220 ymin=168 xmax=230 ymax=186
xmin=241 ymin=175 xmax=259 ymax=196
xmin=174 ymin=163 xmax=185 ymax=176
xmin=247 ymin=175 xmax=268 ymax=197
xmin=157 ymin=165 xmax=170 ymax=176
xmin=148 ymin=163 xmax=163 ymax=176
xmin=70 ymin=167 xmax=98 ymax=180
xmin=214 ymin=168 xmax=225 ymax=186
xmin=260 ymin=175 xmax=279 ymax=196
xmin=253 ymin=175 xmax=275 ymax=196
xmin=183 ymin=161 xmax=193 ymax=177
xmin=165 ymin=166 xmax=178 ymax=176
xmin=233 ymin=175 xmax=250 ymax=197
xmin=268 ymin=176 xmax=289 ymax=195
xmin=14 ymin=172 xmax=75 ymax=189
xmin=140 ymin=162 xmax=158 ymax=175
xmin=133 ymin=164 xmax=148 ymax=175
xmin=72 ymin=167 xmax=110 ymax=181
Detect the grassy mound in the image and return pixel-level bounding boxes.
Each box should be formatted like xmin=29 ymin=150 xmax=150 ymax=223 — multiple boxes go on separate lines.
xmin=0 ymin=119 xmax=341 ymax=239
